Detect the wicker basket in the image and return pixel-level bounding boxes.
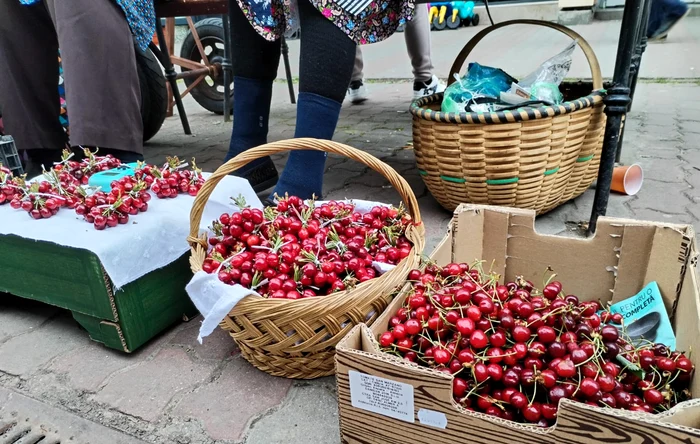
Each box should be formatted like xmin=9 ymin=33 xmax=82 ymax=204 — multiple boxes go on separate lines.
xmin=411 ymin=20 xmax=607 ymax=214
xmin=187 ymin=138 xmax=425 ymax=378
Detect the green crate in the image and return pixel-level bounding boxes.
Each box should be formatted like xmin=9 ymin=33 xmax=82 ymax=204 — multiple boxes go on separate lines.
xmin=0 ymin=234 xmax=197 ymax=352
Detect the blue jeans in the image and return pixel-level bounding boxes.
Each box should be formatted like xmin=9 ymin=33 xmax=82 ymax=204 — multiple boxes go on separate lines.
xmin=647 ymin=0 xmax=689 ymax=38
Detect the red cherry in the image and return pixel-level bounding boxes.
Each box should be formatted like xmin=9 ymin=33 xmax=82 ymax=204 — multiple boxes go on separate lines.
xmin=469 ymin=330 xmax=488 ymax=349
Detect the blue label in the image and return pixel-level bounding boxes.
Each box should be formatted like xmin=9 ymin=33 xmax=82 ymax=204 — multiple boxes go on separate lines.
xmin=608 ymin=281 xmax=675 ymax=350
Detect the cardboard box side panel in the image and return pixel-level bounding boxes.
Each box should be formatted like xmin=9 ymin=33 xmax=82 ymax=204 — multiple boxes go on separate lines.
xmin=658 ymin=404 xmax=700 ymax=429
xmin=114 ymin=254 xmax=196 ymax=351
xmin=428 ymin=226 xmax=452 ymax=266
xmin=644 ymin=227 xmax=691 ymax=315
xmin=504 ymin=214 xmax=623 ymax=302
xmin=337 ymin=335 xmax=700 ymax=444
xmin=673 ymin=256 xmax=700 ymax=398
xmin=0 ymin=235 xmax=115 ymax=320
xmin=611 ymin=225 xmax=656 ymax=303
xmin=370 ymin=285 xmax=409 ymax=338
xmin=482 ymin=210 xmax=510 ymax=279
xmin=451 ymin=209 xmax=484 ymax=264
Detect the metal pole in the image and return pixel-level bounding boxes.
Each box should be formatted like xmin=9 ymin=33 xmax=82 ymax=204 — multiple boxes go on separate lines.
xmin=221 ymin=11 xmax=233 ymax=122
xmin=615 ymin=0 xmax=652 ymax=163
xmin=281 ymin=37 xmax=296 ymax=104
xmin=154 ymin=22 xmax=192 ymax=135
xmin=588 ymin=0 xmax=644 ymax=234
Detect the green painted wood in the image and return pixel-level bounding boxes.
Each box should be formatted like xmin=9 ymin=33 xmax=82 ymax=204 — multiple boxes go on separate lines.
xmin=113 ymin=254 xmax=196 ymax=351
xmin=0 ymin=235 xmax=116 ymax=320
xmin=0 ymin=234 xmax=198 ymax=352
xmin=72 ymin=311 xmax=127 ymax=351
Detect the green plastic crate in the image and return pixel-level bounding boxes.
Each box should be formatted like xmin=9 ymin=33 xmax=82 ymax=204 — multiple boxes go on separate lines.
xmin=0 ymin=234 xmax=197 ymax=352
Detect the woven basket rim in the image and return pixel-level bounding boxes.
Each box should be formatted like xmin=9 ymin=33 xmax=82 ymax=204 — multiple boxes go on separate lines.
xmin=410 ymin=89 xmax=605 ymax=124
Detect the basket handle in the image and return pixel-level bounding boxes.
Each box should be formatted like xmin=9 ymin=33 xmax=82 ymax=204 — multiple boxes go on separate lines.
xmin=187 ymin=138 xmax=423 ymax=250
xmin=448 ymin=19 xmax=603 ymax=91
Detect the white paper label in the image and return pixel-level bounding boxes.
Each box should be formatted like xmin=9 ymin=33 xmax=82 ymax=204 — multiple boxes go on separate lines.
xmin=417 ymin=408 xmax=448 ymax=429
xmin=348 ymin=370 xmax=415 ymax=423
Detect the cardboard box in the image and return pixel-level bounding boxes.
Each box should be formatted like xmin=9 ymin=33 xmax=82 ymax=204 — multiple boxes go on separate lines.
xmin=336 ymin=205 xmax=700 ymax=443
xmin=0 ymin=234 xmax=196 ymax=352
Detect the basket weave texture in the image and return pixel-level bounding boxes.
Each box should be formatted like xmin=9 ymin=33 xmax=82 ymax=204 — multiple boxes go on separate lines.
xmin=411 ymin=20 xmax=607 ymax=214
xmin=188 ymin=138 xmax=425 ymax=378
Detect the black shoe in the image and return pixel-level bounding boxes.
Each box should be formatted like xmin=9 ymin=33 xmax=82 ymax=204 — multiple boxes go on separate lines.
xmin=233 ymin=156 xmax=278 ymax=193
xmin=24 ymin=149 xmax=61 ymax=178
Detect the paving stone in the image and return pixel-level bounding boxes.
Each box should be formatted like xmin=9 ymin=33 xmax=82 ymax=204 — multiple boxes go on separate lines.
xmin=637 ymin=157 xmax=687 ymax=183
xmin=171 ymin=356 xmax=292 ymax=442
xmin=0 ymin=387 xmax=146 ymax=444
xmin=169 ymin=316 xmax=239 ymax=361
xmin=0 ymin=296 xmax=58 ymax=343
xmin=93 ymin=348 xmax=215 ymax=422
xmin=627 ymin=180 xmax=693 ymax=214
xmin=680 ymin=120 xmax=700 ymax=134
xmin=46 ymin=328 xmax=174 ymax=392
xmin=628 ymin=207 xmax=694 ymax=225
xmin=244 ymin=378 xmax=340 ymax=444
xmin=0 ymin=313 xmax=91 ymax=377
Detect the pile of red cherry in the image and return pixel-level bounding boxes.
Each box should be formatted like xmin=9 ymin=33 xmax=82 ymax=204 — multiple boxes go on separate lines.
xmin=135 ymin=157 xmax=204 ymax=198
xmin=379 ymin=263 xmax=694 ymax=426
xmin=1 ymin=149 xmax=204 ymax=229
xmin=201 ymin=195 xmax=413 ymax=299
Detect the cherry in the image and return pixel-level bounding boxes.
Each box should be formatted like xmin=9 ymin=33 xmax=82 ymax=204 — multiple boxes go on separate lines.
xmin=379 ymin=332 xmax=395 ymax=347
xmin=509 ymin=392 xmax=528 ymax=409
xmin=554 ymin=359 xmax=576 ymax=378
xmin=537 ymin=326 xmax=557 ymax=344
xmin=433 ymin=348 xmax=451 ymax=365
xmin=453 ymin=377 xmax=468 ymax=397
xmin=676 ymin=357 xmax=693 ymax=373
xmin=512 ymin=325 xmax=531 ymax=343
xmin=601 ymin=325 xmax=620 ymax=343
xmin=405 ymin=319 xmax=421 ymax=335
xmin=469 ymin=330 xmax=488 ymax=349
xmin=580 ymin=378 xmax=601 ymax=399
xmin=522 ymin=403 xmax=542 ymax=422
xmin=643 ymin=389 xmax=664 ymax=406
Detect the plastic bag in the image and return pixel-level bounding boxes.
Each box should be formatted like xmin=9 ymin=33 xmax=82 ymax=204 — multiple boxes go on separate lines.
xmin=442 ymin=63 xmax=517 ymax=114
xmin=512 ymin=39 xmax=577 ymax=104
xmin=518 ymin=39 xmax=577 ymax=89
xmin=529 ymin=82 xmax=563 ymax=104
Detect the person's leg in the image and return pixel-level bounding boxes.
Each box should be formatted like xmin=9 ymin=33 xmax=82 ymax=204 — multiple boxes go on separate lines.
xmin=46 ymin=0 xmax=143 ymax=161
xmin=0 ymin=0 xmax=65 ymax=166
xmin=405 ymin=4 xmax=433 ymax=83
xmin=271 ymin=0 xmax=356 ymax=199
xmin=224 ymin=1 xmax=281 ymax=191
xmin=348 ymin=46 xmax=369 ymax=104
xmin=647 ymin=0 xmax=664 ymax=37
xmin=404 ymin=4 xmax=445 ymax=99
xmin=352 ymin=46 xmax=364 ymax=83
xmin=647 ymin=0 xmax=690 ymax=40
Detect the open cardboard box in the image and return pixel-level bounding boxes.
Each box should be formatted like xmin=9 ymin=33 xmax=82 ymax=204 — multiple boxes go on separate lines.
xmin=336 ymin=205 xmax=700 ymax=443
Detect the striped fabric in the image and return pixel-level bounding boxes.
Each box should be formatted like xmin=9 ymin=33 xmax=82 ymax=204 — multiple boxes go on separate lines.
xmin=336 ymin=0 xmax=375 ymax=16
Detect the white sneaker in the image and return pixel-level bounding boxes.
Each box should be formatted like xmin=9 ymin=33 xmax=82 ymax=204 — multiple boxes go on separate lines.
xmin=347 ymin=80 xmax=369 ymax=104
xmin=413 ymin=75 xmax=446 ymax=100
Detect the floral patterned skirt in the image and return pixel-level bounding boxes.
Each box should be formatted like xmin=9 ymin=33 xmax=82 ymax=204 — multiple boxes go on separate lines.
xmin=237 ymin=0 xmax=415 ymax=45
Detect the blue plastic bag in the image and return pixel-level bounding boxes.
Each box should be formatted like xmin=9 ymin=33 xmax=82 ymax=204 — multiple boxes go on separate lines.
xmin=441 ymin=63 xmax=517 ymax=114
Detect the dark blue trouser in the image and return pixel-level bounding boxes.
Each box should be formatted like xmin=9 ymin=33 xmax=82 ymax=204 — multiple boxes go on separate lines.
xmin=647 ymin=0 xmax=689 ymax=37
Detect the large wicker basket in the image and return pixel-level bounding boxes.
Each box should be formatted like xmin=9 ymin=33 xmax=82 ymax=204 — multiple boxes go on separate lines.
xmin=187 ymin=139 xmax=425 ymax=378
xmin=411 ymin=20 xmax=606 ymax=214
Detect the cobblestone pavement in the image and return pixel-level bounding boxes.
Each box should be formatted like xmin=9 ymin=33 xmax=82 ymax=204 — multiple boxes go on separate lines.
xmin=2 ymin=79 xmax=700 ymax=443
